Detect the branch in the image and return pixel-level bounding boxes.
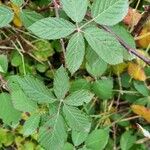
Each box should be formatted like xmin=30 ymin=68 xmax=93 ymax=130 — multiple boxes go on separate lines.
xmin=132 ymin=5 xmax=150 ymax=37
xmin=100 ymin=25 xmax=150 ymax=65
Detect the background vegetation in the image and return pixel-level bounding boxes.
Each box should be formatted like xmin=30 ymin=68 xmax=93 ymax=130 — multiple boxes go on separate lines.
xmin=0 ymin=0 xmax=150 ymax=150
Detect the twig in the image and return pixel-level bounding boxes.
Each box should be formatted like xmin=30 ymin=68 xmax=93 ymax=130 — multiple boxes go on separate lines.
xmin=132 ymin=6 xmax=150 ymax=37
xmin=100 ymin=25 xmax=150 ymax=65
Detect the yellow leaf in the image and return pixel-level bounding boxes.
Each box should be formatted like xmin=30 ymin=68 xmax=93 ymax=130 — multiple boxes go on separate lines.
xmin=10 ymin=2 xmax=22 ymax=27
xmin=137 ymin=21 xmax=150 ymax=49
xmin=13 ymin=14 xmax=22 ymax=27
xmin=128 ymin=62 xmax=146 ymax=81
xmin=131 ymin=105 xmax=150 ymax=123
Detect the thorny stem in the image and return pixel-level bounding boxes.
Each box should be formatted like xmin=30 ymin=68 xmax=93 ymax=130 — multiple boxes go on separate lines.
xmin=100 ymin=25 xmax=150 ymax=65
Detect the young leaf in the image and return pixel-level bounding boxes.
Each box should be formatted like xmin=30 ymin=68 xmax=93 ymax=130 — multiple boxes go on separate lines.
xmin=0 ymin=5 xmax=14 ymax=28
xmin=84 ymin=27 xmax=123 ymax=65
xmin=91 ymin=0 xmax=128 ymax=26
xmin=61 ymin=0 xmax=88 ymax=22
xmin=92 ymin=79 xmax=113 ymax=100
xmin=54 ymin=66 xmax=69 ymax=99
xmin=11 ymin=90 xmax=38 ymax=112
xmin=39 ymin=115 xmax=67 ymax=150
xmin=72 ymin=130 xmax=88 ymax=146
xmin=0 ymin=55 xmax=8 ymax=73
xmin=65 ymin=90 xmax=94 ymax=106
xmin=66 ymin=32 xmax=85 ymax=74
xmin=63 ymin=104 xmax=91 ymax=132
xmin=120 ymin=131 xmax=136 ymax=150
xmin=28 ymin=17 xmax=76 ymax=40
xmin=0 ymin=93 xmax=21 ymax=125
xmin=85 ymin=129 xmax=109 ymax=150
xmin=16 ymin=75 xmax=56 ymax=103
xmin=23 ymin=113 xmax=40 ymax=136
xmin=86 ymin=47 xmax=107 ymax=77
xmin=19 ymin=9 xmax=43 ymax=28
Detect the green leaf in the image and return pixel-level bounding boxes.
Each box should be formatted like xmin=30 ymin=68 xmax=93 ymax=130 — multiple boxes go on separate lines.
xmin=92 ymin=78 xmax=113 ymax=100
xmin=63 ymin=104 xmax=91 ymax=132
xmin=66 ymin=32 xmax=85 ymax=74
xmin=65 ymin=90 xmax=94 ymax=106
xmin=11 ymin=90 xmax=38 ymax=112
xmin=11 ymin=50 xmax=22 ymax=67
xmin=85 ymin=129 xmax=109 ymax=150
xmin=0 ymin=55 xmax=8 ymax=73
xmin=0 ymin=93 xmax=21 ymax=125
xmin=54 ymin=66 xmax=69 ymax=99
xmin=20 ymin=9 xmax=43 ymax=28
xmin=72 ymin=130 xmax=88 ymax=146
xmin=62 ymin=142 xmax=74 ymax=150
xmin=86 ymin=47 xmax=107 ymax=77
xmin=111 ymin=24 xmax=135 ymax=60
xmin=28 ymin=17 xmax=76 ymax=40
xmin=23 ymin=113 xmax=40 ymax=136
xmin=11 ymin=0 xmax=24 ymax=6
xmin=91 ymin=0 xmax=128 ymax=26
xmin=84 ymin=27 xmax=123 ymax=65
xmin=133 ymin=81 xmax=150 ymax=96
xmin=61 ymin=0 xmax=88 ymax=22
xmin=39 ymin=115 xmax=67 ymax=150
xmin=16 ymin=75 xmax=56 ymax=103
xmin=0 ymin=5 xmax=14 ymax=28
xmin=120 ymin=131 xmax=136 ymax=150
xmin=70 ymin=79 xmax=91 ymax=93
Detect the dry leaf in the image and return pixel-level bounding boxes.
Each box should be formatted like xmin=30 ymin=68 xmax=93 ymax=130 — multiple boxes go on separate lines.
xmin=123 ymin=8 xmax=141 ymax=27
xmin=128 ymin=62 xmax=146 ymax=81
xmin=131 ymin=105 xmax=150 ymax=123
xmin=10 ymin=2 xmax=22 ymax=27
xmin=136 ymin=21 xmax=150 ymax=49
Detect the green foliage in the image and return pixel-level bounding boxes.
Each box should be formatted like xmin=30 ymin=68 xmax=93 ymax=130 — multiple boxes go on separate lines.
xmin=28 ymin=17 xmax=76 ymax=40
xmin=91 ymin=0 xmax=128 ymax=25
xmin=0 ymin=5 xmax=14 ymax=27
xmin=61 ymin=0 xmax=88 ymax=22
xmin=0 ymin=0 xmax=149 ymax=149
xmin=0 ymin=55 xmax=8 ymax=73
xmin=19 ymin=9 xmax=43 ymax=28
xmin=0 ymin=93 xmax=21 ymax=125
xmin=85 ymin=129 xmax=109 ymax=150
xmin=23 ymin=113 xmax=40 ymax=136
xmin=84 ymin=27 xmax=124 ymax=64
xmin=54 ymin=66 xmax=70 ymax=99
xmin=66 ymin=32 xmax=85 ymax=74
xmin=120 ymin=131 xmax=136 ymax=150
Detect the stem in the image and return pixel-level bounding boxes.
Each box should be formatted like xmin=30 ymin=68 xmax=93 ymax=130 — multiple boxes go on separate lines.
xmin=53 ymin=0 xmax=66 ymax=67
